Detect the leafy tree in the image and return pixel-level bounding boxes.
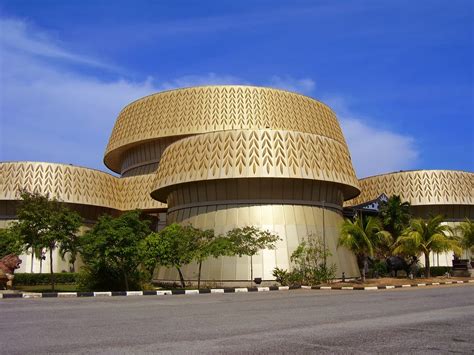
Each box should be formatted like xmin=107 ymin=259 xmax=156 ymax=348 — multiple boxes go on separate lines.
xmin=393 ymin=215 xmax=461 ymax=278
xmin=45 ymin=205 xmax=82 ymax=289
xmin=191 ymin=228 xmax=233 ymax=288
xmin=13 ymin=190 xmax=52 ymax=272
xmin=142 ymin=223 xmax=196 ymax=288
xmin=338 ymin=216 xmax=391 ymax=281
xmin=9 ymin=190 xmax=82 ymax=290
xmin=0 ymin=227 xmax=24 ymax=258
xmin=80 ymin=210 xmax=151 ymax=291
xmin=379 ymin=195 xmax=411 ymax=252
xmin=455 ymin=219 xmax=474 ymax=256
xmin=226 ymin=226 xmax=280 ymax=282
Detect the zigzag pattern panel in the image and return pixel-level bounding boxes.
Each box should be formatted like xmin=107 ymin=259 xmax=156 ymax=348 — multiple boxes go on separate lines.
xmin=104 ymin=86 xmax=347 ymax=172
xmin=0 ymin=162 xmax=121 ymax=209
xmin=0 ymin=162 xmax=167 ymax=212
xmin=120 ymin=174 xmax=167 ymax=210
xmin=346 ymin=170 xmax=474 ymax=206
xmin=152 ymin=129 xmax=360 ymax=202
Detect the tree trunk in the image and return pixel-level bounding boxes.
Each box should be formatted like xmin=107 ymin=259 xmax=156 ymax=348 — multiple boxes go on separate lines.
xmin=361 ymin=256 xmax=367 ymax=282
xmin=198 ymin=261 xmax=202 ymax=289
xmin=49 ymin=249 xmax=55 ymax=291
xmin=31 ymin=250 xmax=34 ymax=273
xmin=70 ymin=253 xmax=76 ymax=273
xmin=123 ymin=268 xmax=129 ymax=291
xmin=250 ymin=255 xmax=253 ymax=285
xmin=424 ymin=253 xmax=430 ymax=278
xmin=177 ymin=267 xmax=186 ymax=288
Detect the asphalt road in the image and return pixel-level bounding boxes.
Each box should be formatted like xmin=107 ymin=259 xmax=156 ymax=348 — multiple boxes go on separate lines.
xmin=1 ymin=285 xmax=473 ymax=354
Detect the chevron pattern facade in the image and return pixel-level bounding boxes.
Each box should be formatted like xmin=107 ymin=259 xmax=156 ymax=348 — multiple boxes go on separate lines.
xmin=104 ymin=85 xmax=348 ymax=172
xmin=0 ymin=161 xmax=166 ymax=211
xmin=152 ymin=129 xmax=359 ymax=202
xmin=2 ymin=85 xmax=472 ymax=281
xmin=346 ymin=170 xmax=474 ymax=207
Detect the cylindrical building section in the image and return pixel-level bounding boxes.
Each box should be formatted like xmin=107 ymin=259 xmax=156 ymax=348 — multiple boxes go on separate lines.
xmin=346 ymin=170 xmax=474 ymax=266
xmin=103 ymin=85 xmax=361 ymax=283
xmin=150 ymin=128 xmax=361 ymax=281
xmin=346 ymin=170 xmax=474 ymax=220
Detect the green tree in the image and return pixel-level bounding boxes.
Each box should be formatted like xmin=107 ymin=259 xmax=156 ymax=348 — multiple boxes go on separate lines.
xmin=45 ymin=205 xmax=82 ymax=290
xmin=338 ymin=216 xmax=391 ymax=281
xmin=190 ymin=228 xmax=233 ymax=289
xmin=393 ymin=215 xmax=461 ymax=278
xmin=0 ymin=227 xmax=24 ymax=258
xmin=379 ymin=195 xmax=411 ymax=252
xmin=455 ymin=219 xmax=474 ymax=257
xmin=142 ymin=223 xmax=196 ymax=288
xmin=14 ymin=190 xmax=52 ymax=273
xmin=80 ymin=210 xmax=151 ymax=291
xmin=226 ymin=226 xmax=280 ymax=282
xmin=9 ymin=190 xmax=82 ymax=290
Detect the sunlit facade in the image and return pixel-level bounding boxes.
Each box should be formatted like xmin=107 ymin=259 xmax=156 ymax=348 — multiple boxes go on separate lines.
xmin=1 ymin=86 xmax=472 ymax=281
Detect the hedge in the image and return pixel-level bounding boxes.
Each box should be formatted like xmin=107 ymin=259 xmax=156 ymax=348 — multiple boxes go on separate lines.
xmin=429 ymin=266 xmax=452 ymax=277
xmin=13 ymin=273 xmax=78 ymax=285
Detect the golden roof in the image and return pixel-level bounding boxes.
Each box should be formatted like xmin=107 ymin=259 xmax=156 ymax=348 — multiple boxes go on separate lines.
xmin=151 ymin=129 xmax=360 ymax=202
xmin=0 ymin=162 xmax=166 ymax=211
xmin=104 ymin=85 xmax=348 ymax=173
xmin=346 ymin=170 xmax=474 ymax=207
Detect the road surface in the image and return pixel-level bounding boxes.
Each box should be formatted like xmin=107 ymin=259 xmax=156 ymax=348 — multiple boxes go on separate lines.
xmin=1 ymin=285 xmax=473 ymax=354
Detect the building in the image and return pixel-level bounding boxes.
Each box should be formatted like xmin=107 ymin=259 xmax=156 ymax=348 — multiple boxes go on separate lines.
xmin=345 ymin=170 xmax=474 ymax=266
xmin=1 ymin=85 xmax=472 ymax=280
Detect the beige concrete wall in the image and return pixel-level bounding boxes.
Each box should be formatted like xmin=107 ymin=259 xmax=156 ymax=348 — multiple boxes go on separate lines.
xmin=155 ymin=204 xmax=360 ymax=284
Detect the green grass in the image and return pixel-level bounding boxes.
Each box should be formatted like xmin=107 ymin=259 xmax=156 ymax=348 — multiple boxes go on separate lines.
xmin=15 ymin=284 xmax=79 ymax=292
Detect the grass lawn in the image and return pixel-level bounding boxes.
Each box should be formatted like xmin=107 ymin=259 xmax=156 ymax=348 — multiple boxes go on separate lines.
xmin=15 ymin=284 xmax=79 ymax=292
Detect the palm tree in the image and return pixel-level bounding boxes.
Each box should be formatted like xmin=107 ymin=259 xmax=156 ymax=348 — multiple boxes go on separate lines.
xmin=393 ymin=215 xmax=461 ymax=278
xmin=338 ymin=216 xmax=391 ymax=281
xmin=379 ymin=195 xmax=411 ymax=245
xmin=455 ymin=218 xmax=474 ymax=258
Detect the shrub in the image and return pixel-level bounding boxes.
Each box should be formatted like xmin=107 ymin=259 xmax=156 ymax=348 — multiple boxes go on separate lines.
xmin=14 ymin=273 xmax=77 ymax=285
xmin=290 ymin=236 xmax=336 ymax=285
xmin=272 ymin=236 xmax=337 ymax=286
xmin=429 ymin=266 xmax=452 ymax=277
xmin=370 ymin=259 xmax=388 ymax=277
xmin=272 ymin=267 xmax=290 ymax=286
xmin=76 ymin=264 xmax=149 ymax=291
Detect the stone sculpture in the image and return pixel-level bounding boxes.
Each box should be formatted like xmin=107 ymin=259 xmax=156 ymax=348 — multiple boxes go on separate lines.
xmin=0 ymin=254 xmax=22 ymax=290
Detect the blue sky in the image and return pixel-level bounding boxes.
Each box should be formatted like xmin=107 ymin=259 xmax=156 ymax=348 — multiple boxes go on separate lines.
xmin=0 ymin=0 xmax=472 ymax=178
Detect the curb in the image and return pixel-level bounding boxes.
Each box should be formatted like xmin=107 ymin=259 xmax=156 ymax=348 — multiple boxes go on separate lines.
xmin=0 ymin=285 xmax=299 ymax=299
xmin=2 ymin=280 xmax=472 ymax=299
xmin=308 ymin=279 xmax=474 ymax=291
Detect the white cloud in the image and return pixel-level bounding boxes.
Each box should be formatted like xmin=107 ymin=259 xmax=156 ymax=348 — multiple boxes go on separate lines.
xmin=0 ymin=17 xmax=419 ymax=178
xmin=341 ymin=119 xmax=419 ymax=178
xmin=325 ymin=97 xmax=419 ymax=178
xmin=159 ymin=73 xmax=248 ymax=90
xmin=268 ymin=75 xmax=316 ymax=95
xmin=0 ymin=18 xmax=116 ymax=70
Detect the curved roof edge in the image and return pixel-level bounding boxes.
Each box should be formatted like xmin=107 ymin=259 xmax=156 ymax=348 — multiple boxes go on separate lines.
xmin=346 ymin=169 xmax=474 ymax=207
xmin=0 ymin=161 xmax=166 ymax=212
